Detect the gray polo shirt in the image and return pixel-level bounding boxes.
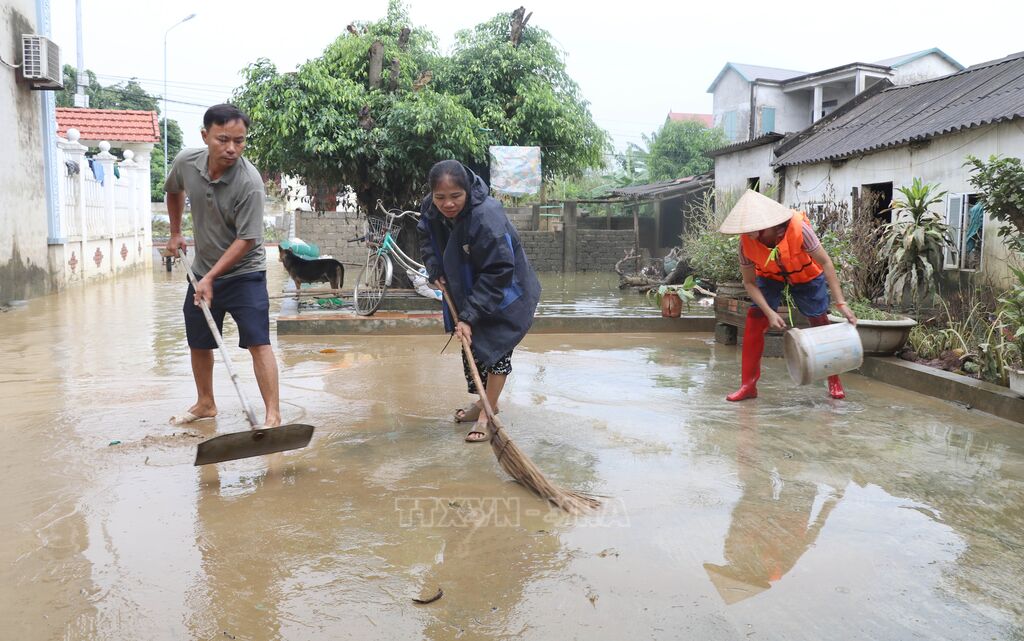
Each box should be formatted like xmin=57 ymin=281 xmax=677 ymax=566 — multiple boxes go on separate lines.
xmin=165 ymin=147 xmax=267 ymax=279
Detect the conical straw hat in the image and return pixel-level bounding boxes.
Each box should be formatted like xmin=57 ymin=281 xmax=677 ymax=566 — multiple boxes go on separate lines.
xmin=718 ymin=190 xmax=794 ymax=234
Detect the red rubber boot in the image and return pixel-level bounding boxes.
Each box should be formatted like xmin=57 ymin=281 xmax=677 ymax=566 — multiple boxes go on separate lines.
xmin=809 ymin=314 xmax=846 ymax=399
xmin=727 ymin=308 xmax=769 ymax=402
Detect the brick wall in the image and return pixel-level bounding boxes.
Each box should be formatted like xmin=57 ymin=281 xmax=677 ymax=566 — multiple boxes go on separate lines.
xmin=294 ymin=212 xmax=632 ymax=273
xmin=293 ymin=211 xmax=365 ymax=265
xmin=576 ymin=230 xmax=635 ymax=271
xmin=519 ymin=230 xmax=563 ymax=272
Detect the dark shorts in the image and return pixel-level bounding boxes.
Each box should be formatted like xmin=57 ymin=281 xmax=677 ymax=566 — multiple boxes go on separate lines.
xmin=184 ymin=271 xmax=270 ymax=349
xmin=754 ymin=274 xmax=830 ymax=318
xmin=462 ymin=349 xmax=513 ymax=394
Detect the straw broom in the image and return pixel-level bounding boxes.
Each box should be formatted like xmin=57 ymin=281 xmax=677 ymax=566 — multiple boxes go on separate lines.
xmin=440 ymin=285 xmax=600 ymax=515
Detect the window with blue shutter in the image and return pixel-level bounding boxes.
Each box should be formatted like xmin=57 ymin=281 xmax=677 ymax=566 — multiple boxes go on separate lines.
xmin=724 ymin=111 xmax=737 ymax=141
xmin=761 ymin=107 xmax=776 ymax=134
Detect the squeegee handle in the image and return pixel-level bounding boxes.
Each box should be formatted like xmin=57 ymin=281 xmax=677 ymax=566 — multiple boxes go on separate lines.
xmin=178 ymin=249 xmax=260 ymax=429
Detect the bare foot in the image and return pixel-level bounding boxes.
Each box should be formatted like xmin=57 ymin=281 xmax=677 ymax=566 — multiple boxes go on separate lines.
xmin=264 ymin=412 xmax=282 ymax=428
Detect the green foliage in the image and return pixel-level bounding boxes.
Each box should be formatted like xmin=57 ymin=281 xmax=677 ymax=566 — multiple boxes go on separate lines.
xmin=644 ymin=120 xmax=727 ymax=181
xmin=879 ymin=178 xmax=952 ymax=306
xmin=234 ymin=4 xmax=608 ymax=212
xmin=682 ymin=190 xmax=742 ymax=284
xmin=58 ymin=65 xmax=184 ymax=201
xmin=57 ymin=65 xmax=158 ymax=111
xmin=646 ymin=276 xmax=696 ymax=309
xmin=964 ymin=154 xmax=1024 ymax=254
xmin=829 ymin=299 xmax=906 ymax=321
xmin=609 ymin=144 xmax=649 ymax=187
xmin=438 ymin=13 xmax=609 ymax=179
xmin=998 ymin=266 xmax=1024 ymax=366
xmin=234 ymin=4 xmax=480 ymax=213
xmin=906 ymin=296 xmax=1011 ymax=384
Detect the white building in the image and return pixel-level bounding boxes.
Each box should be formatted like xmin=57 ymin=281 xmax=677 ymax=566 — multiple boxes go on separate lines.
xmin=0 ymin=7 xmax=153 ymax=304
xmin=1 ymin=0 xmax=57 ymax=303
xmin=707 ymin=49 xmax=963 ymax=144
xmin=770 ymin=51 xmax=1024 ymax=285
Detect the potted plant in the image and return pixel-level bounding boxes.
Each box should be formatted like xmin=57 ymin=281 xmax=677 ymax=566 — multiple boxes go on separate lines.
xmin=647 ymin=276 xmax=696 ymax=318
xmin=878 ymin=178 xmax=953 ymax=310
xmin=827 ymin=299 xmax=917 ymax=355
xmin=999 ymin=267 xmax=1024 ymax=395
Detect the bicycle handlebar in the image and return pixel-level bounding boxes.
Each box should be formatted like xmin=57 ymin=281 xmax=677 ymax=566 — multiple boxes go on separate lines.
xmin=375 ymin=200 xmax=420 ymax=221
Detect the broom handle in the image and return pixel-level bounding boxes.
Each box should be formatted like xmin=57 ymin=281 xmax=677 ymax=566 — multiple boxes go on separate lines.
xmin=178 ymin=249 xmax=260 ymax=429
xmin=439 ymin=284 xmax=497 ymax=423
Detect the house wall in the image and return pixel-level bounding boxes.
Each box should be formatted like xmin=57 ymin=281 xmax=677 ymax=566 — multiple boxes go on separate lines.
xmin=822 ymin=81 xmax=855 ymax=109
xmin=779 ymin=88 xmax=812 ymax=133
xmin=893 ymin=53 xmax=961 ymax=84
xmin=714 ymin=144 xmax=779 ymax=196
xmin=0 ymin=1 xmax=52 ymax=303
xmin=780 ymin=120 xmax=1024 ymax=285
xmin=712 ymin=68 xmax=751 ymax=142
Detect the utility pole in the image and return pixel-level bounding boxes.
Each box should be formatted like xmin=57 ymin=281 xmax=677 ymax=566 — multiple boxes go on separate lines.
xmin=74 ymin=0 xmax=88 ymax=107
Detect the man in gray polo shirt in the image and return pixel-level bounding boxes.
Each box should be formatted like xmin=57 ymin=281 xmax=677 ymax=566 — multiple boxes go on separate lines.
xmin=165 ymin=104 xmax=281 ymax=428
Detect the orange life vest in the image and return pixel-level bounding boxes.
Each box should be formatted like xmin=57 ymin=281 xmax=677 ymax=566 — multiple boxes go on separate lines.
xmin=740 ymin=212 xmax=823 ymax=284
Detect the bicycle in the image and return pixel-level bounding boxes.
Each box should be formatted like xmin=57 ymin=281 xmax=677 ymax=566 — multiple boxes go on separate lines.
xmin=351 ymin=201 xmax=433 ymax=316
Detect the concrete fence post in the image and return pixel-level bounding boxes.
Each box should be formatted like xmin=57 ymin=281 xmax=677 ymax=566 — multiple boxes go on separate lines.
xmin=531 ymin=204 xmax=541 ymax=231
xmin=59 ymin=129 xmax=88 ymax=240
xmin=96 ymin=142 xmax=117 ymax=243
xmin=562 ymin=200 xmax=577 ymax=273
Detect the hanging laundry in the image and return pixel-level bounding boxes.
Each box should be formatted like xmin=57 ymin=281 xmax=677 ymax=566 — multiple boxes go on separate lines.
xmin=64 ymin=159 xmax=80 ymax=176
xmin=88 ymin=158 xmax=105 ymax=185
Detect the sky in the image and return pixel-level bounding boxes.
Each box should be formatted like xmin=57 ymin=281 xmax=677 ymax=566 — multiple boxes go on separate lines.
xmin=51 ymin=0 xmax=1024 ymax=156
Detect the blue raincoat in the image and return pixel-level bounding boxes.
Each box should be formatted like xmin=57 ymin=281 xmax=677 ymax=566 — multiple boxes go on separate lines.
xmin=417 ymin=167 xmax=541 ymax=368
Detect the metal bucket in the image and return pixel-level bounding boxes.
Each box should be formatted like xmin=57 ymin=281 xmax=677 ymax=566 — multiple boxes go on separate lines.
xmin=784 ymin=322 xmax=863 ymax=385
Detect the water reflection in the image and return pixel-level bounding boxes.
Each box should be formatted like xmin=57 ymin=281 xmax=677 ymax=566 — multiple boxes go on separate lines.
xmin=704 ymin=407 xmax=842 ymax=604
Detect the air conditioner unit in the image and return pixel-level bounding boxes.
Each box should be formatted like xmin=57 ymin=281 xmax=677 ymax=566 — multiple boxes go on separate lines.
xmin=21 ymin=34 xmax=62 ymax=90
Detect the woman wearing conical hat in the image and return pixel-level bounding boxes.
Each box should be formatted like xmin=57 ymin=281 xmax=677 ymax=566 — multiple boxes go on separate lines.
xmin=719 ymin=190 xmax=857 ymax=401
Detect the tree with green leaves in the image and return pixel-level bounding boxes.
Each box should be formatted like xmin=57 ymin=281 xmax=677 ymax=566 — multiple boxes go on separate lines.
xmin=643 ymin=119 xmax=727 ymax=181
xmin=57 ymin=65 xmax=184 ymax=201
xmin=234 ymin=2 xmax=482 ymax=212
xmin=965 ymin=154 xmax=1024 ymax=254
xmin=232 ymin=3 xmax=609 ymax=213
xmin=436 ymin=7 xmax=609 ymax=181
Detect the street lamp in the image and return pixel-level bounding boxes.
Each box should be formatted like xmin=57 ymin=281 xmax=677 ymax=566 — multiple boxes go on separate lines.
xmin=163 ymin=12 xmax=197 ymax=178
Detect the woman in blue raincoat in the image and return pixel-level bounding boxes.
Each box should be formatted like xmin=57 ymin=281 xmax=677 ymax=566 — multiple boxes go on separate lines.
xmin=417 ymin=160 xmax=541 ymax=442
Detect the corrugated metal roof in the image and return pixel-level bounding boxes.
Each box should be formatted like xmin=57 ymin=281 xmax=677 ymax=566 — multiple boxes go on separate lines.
xmin=56 ymin=108 xmax=161 ymax=143
xmin=875 ymin=47 xmax=963 ymax=70
xmin=707 ymin=62 xmax=806 ymax=92
xmin=609 ymin=174 xmax=713 ymax=200
xmin=773 ymin=52 xmax=1024 ymax=167
xmin=707 ymin=132 xmax=786 ymax=157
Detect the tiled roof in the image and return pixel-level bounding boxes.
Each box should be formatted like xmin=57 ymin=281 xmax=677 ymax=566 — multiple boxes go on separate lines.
xmin=773 ymin=51 xmax=1024 ymax=167
xmin=56 ymin=108 xmax=161 ymax=143
xmin=667 ymin=112 xmax=714 ymax=127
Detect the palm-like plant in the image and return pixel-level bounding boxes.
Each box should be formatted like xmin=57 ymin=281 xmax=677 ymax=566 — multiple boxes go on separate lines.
xmin=879 ymin=178 xmax=953 ymax=307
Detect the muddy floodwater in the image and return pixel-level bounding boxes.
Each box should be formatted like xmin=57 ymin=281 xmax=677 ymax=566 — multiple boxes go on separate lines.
xmin=2 ymin=251 xmax=1023 ymax=640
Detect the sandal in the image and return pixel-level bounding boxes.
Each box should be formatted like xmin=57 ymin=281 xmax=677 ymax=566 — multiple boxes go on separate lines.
xmin=465 ymin=428 xmax=489 ymax=443
xmin=453 ymin=403 xmax=498 ymax=423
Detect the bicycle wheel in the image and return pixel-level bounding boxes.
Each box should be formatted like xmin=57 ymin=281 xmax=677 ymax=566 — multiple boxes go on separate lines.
xmin=354 ymin=254 xmax=389 ymax=316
